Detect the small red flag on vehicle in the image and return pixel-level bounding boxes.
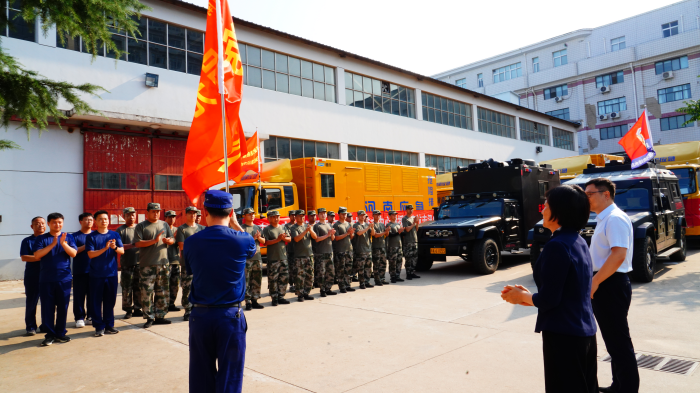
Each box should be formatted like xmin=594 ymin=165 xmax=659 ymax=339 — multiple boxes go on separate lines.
xmin=618 ymin=110 xmax=656 ymax=169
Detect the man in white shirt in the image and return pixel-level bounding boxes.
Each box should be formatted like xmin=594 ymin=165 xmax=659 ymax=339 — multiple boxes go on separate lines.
xmin=585 ymin=178 xmax=639 ymax=393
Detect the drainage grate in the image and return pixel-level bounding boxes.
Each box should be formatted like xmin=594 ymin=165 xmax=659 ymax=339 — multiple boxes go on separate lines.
xmin=600 ymin=353 xmax=698 ymax=376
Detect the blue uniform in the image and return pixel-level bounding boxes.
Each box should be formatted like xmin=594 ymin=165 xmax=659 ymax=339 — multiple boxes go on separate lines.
xmin=86 ymin=231 xmax=123 ymax=331
xmin=71 ymin=231 xmax=92 ymax=322
xmin=20 ymin=235 xmax=42 ymax=332
xmin=184 ymin=225 xmax=256 ymax=393
xmin=35 ymin=232 xmax=76 ymax=339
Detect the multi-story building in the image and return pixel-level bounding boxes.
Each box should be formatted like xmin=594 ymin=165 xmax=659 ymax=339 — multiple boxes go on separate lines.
xmin=0 ymin=0 xmax=576 ymax=279
xmin=433 ymin=0 xmax=700 ymax=155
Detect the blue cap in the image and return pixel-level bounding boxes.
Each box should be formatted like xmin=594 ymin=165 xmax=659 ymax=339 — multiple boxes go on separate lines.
xmin=204 ymin=190 xmax=233 ymax=209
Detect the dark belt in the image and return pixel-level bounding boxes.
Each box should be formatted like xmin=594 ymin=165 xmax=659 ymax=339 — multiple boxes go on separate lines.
xmin=192 ymin=302 xmax=240 ymax=308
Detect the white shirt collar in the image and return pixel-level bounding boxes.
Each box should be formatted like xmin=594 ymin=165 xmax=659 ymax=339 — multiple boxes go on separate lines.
xmin=595 ymin=203 xmax=618 ymax=222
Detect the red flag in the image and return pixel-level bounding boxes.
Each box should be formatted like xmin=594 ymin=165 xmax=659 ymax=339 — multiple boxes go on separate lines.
xmin=232 ymin=131 xmax=260 ymax=183
xmin=182 ymin=0 xmax=247 ymax=204
xmin=618 ymin=110 xmax=656 ymax=169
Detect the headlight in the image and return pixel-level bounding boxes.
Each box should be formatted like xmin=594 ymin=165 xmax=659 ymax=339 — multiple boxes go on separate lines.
xmin=538 ymin=228 xmax=544 ymax=233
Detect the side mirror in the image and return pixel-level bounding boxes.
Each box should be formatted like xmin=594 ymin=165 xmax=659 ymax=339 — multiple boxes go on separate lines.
xmin=259 ymin=188 xmax=268 ymax=214
xmin=433 ymin=207 xmax=439 ymax=220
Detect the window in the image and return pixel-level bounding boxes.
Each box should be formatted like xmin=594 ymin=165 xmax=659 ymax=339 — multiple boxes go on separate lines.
xmin=532 ymin=57 xmax=539 ymax=73
xmin=283 ymin=185 xmax=294 ymax=206
xmin=658 ymin=84 xmax=691 ymax=104
xmin=492 ymin=63 xmax=522 ymax=83
xmin=87 ymin=172 xmax=150 ymax=190
xmin=655 ymin=56 xmax=689 ymax=75
xmin=477 ymin=108 xmax=516 ymax=139
xmin=264 ymin=136 xmax=339 ymax=162
xmin=539 ymin=181 xmax=549 ymax=198
xmin=553 ymin=49 xmax=567 ymax=67
xmin=600 ymin=125 xmax=627 ymax=140
xmin=662 ymin=21 xmax=679 ymax=38
xmin=3 ymin=1 xmax=35 ymax=41
xmin=553 ymin=127 xmax=574 ymax=150
xmin=348 ymin=145 xmax=418 ymax=166
xmin=266 ymin=188 xmax=282 ymax=210
xmin=57 ymin=16 xmax=204 ymax=74
xmin=610 ymin=37 xmax=626 ymax=52
xmin=597 ymin=97 xmax=626 ymax=115
xmin=154 ymin=175 xmax=183 ymax=190
xmin=421 ymin=92 xmax=473 ymax=130
xmin=455 ymin=78 xmax=466 ymax=88
xmin=477 ymin=73 xmax=483 ymax=88
xmin=240 ymin=44 xmax=335 ymax=103
xmin=425 ymin=155 xmax=475 ymax=175
xmin=344 ymin=72 xmax=415 ymax=118
xmin=545 ymin=108 xmax=570 ymax=120
xmin=321 ymin=174 xmax=335 ymax=198
xmin=543 ymin=84 xmax=568 ymax=100
xmin=519 ymin=119 xmax=550 ymax=145
xmin=596 ymin=71 xmax=624 ymax=88
xmin=661 ymin=114 xmax=694 ymax=131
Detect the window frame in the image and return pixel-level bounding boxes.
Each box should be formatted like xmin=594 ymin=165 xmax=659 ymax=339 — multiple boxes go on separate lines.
xmin=519 ymin=119 xmax=550 ymax=145
xmin=86 ymin=172 xmax=151 ymax=190
xmin=492 ymin=62 xmax=522 ymax=84
xmin=545 ymin=108 xmax=570 ymax=120
xmin=654 ymin=55 xmax=689 ymax=75
xmin=532 ymin=57 xmax=539 ymax=73
xmin=662 ymin=21 xmax=679 ymax=38
xmin=477 ymin=73 xmax=483 ymax=88
xmin=595 ymin=71 xmax=624 ymax=88
xmin=657 ymin=84 xmax=692 ymax=104
xmin=597 ymin=97 xmax=627 ymax=115
xmin=348 ymin=145 xmax=418 ymax=166
xmin=477 ymin=107 xmax=516 ymax=139
xmin=552 ymin=127 xmax=574 ymax=151
xmin=543 ymin=84 xmax=568 ymax=100
xmin=600 ymin=125 xmax=627 ymax=140
xmin=553 ymin=49 xmax=568 ymax=67
xmin=320 ymin=174 xmax=335 ymax=198
xmin=660 ymin=114 xmax=694 ymax=131
xmin=421 ymin=92 xmax=473 ymax=130
xmin=344 ymin=71 xmax=415 ymax=118
xmin=610 ymin=36 xmax=626 ymax=52
xmin=425 ymin=154 xmax=475 ymax=175
xmin=264 ymin=136 xmax=339 ymax=162
xmin=455 ymin=78 xmax=466 ymax=88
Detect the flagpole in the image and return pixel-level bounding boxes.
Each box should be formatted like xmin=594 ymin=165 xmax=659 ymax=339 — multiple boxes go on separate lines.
xmin=216 ymin=0 xmax=229 ymax=193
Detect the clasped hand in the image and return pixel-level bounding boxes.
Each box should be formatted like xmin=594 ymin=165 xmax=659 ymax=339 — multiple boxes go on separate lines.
xmin=501 ymin=284 xmax=533 ymax=306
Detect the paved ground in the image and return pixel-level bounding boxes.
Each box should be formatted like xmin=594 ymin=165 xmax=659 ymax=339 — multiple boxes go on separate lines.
xmin=1 ymin=248 xmax=699 ymax=392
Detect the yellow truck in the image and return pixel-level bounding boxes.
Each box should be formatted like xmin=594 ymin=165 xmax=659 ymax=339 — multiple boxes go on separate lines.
xmin=654 ymin=141 xmax=700 ymax=237
xmin=540 ymin=154 xmax=625 ymax=180
xmin=436 ymin=172 xmax=454 ymax=205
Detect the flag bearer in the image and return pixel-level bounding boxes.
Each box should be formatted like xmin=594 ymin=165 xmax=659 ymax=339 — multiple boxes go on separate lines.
xmin=240 ymin=207 xmax=265 ymax=310
xmin=290 ymin=210 xmax=317 ymax=302
xmin=262 ymin=211 xmax=291 ymax=306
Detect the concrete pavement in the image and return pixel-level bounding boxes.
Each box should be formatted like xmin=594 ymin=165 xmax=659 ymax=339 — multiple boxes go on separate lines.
xmin=1 ymin=249 xmax=699 ymax=392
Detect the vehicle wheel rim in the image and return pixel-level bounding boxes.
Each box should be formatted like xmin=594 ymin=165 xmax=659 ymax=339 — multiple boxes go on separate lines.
xmin=646 ymin=247 xmax=653 ymax=272
xmin=485 ymin=245 xmax=497 ymax=267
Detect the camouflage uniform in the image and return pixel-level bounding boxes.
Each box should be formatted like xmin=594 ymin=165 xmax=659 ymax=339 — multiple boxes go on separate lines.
xmin=241 ymin=220 xmax=264 ymax=303
xmin=285 ymin=216 xmax=297 ymax=289
xmin=116 ymin=218 xmax=142 ymax=313
xmin=318 ymin=253 xmax=334 ymax=291
xmin=294 ymin=256 xmax=314 ymax=295
xmin=167 ymin=221 xmax=180 ymax=305
xmin=372 ymin=248 xmax=387 ymax=283
xmin=313 ymin=215 xmax=335 ymax=292
xmin=354 ymin=253 xmax=372 ymax=285
xmin=175 ymin=219 xmax=205 ymax=317
xmin=352 ymin=215 xmax=373 ymax=286
xmin=134 ymin=210 xmax=173 ymax=320
xmin=402 ymin=213 xmax=419 ymax=276
xmin=386 ymin=217 xmax=404 ymax=279
xmin=333 ymin=215 xmax=354 ymax=290
xmin=262 ymin=222 xmax=289 ymax=300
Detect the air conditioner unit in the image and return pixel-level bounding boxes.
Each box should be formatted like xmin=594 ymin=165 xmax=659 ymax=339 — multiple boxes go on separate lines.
xmin=610 ymin=112 xmax=620 ymax=119
xmin=600 ymin=86 xmax=611 ymax=94
xmin=599 ymin=114 xmax=609 ymax=121
xmin=662 ymin=71 xmax=674 ymax=79
xmin=554 ymin=96 xmax=564 ymax=103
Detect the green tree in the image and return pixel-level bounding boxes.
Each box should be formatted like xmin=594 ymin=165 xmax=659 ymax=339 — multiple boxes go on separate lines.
xmin=0 ymin=0 xmax=149 ymax=150
xmin=676 ymin=75 xmax=700 ymax=126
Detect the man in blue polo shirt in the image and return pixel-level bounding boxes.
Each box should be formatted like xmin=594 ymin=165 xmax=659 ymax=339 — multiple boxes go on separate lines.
xmin=72 ymin=212 xmax=94 ymax=328
xmin=86 ymin=210 xmax=124 ymax=337
xmin=20 ymin=216 xmax=46 ymax=336
xmin=184 ymin=190 xmax=256 ymax=393
xmin=33 ymin=212 xmax=77 ymax=346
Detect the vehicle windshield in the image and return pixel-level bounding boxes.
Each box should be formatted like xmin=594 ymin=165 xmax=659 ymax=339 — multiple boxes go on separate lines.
xmin=438 ymin=200 xmax=503 ymax=219
xmin=613 ymin=180 xmax=651 ymax=211
xmin=669 ymin=168 xmax=697 ymax=195
xmin=230 ymin=186 xmax=255 ymax=215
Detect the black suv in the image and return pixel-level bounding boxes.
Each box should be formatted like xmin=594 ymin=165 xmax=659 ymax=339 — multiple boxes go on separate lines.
xmin=528 ymin=161 xmax=687 ymax=282
xmin=417 ymin=158 xmax=560 ymax=274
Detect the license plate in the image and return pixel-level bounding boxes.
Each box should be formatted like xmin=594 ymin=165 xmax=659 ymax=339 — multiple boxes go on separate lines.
xmin=430 ymin=248 xmax=446 ymax=254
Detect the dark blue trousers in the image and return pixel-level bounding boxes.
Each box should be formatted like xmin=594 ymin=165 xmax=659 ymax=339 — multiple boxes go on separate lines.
xmin=592 ymin=272 xmax=640 ymax=393
xmin=90 ymin=276 xmax=118 ymax=331
xmin=39 ymin=280 xmax=72 ymax=338
xmin=24 ymin=274 xmax=41 ymax=331
xmin=189 ymin=307 xmax=247 ymax=393
xmin=72 ymin=272 xmax=92 ymax=321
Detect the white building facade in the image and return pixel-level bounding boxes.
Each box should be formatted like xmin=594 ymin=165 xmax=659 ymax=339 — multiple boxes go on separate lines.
xmin=433 ymin=0 xmax=700 ymax=155
xmin=0 ymin=0 xmax=577 ymax=279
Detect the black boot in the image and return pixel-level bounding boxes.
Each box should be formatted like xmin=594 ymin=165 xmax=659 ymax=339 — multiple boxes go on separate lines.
xmin=365 ymin=283 xmax=374 ymax=288
xmin=303 ymin=294 xmax=314 ymax=300
xmin=132 ymin=309 xmax=144 ymax=317
xmin=359 ymin=284 xmax=366 ymax=289
xmin=168 ymin=304 xmax=180 ymax=312
xmin=395 ymin=277 xmax=405 ymax=282
xmin=251 ymin=300 xmax=264 ymax=309
xmin=406 ymin=274 xmax=413 ymax=280
xmin=411 ymin=273 xmax=421 ymax=279
xmin=346 ymin=287 xmax=356 ymax=292
xmin=326 ymin=290 xmax=337 ymax=295
xmin=390 ymin=277 xmax=397 ymax=283
xmin=245 ymin=302 xmax=252 ymax=311
xmin=374 ymin=281 xmax=383 ymax=286
xmin=271 ymin=299 xmax=278 ymax=306
xmin=339 ymin=288 xmax=347 ymax=293
xmin=278 ymin=298 xmax=290 ymax=305
xmin=320 ymin=290 xmax=327 ymax=297
xmin=298 ymin=296 xmax=304 ymax=302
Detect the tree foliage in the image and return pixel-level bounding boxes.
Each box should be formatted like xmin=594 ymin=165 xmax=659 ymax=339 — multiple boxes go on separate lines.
xmin=0 ymin=0 xmax=149 ymax=149
xmin=676 ymin=76 xmax=700 ymax=126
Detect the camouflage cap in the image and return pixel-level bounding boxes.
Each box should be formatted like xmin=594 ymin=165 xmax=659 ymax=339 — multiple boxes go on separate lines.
xmin=242 ymin=207 xmax=255 ymax=215
xmin=288 ymin=210 xmax=297 ymax=216
xmin=328 ymin=211 xmax=336 ymax=216
xmin=317 ymin=208 xmax=327 ymax=213
xmin=372 ymin=210 xmax=382 ymax=215
xmin=404 ymin=204 xmax=414 ymax=210
xmin=267 ymin=210 xmax=280 ymax=217
xmin=165 ymin=210 xmax=177 ymax=217
xmin=147 ymin=202 xmax=161 ymax=211
xmin=123 ymin=207 xmax=136 ymax=214
xmin=196 ymin=210 xmax=202 ymax=215
xmin=357 ymin=210 xmax=366 ymax=216
xmin=388 ymin=210 xmax=398 ymax=215
xmin=297 ymin=210 xmax=306 ymax=216
xmin=185 ymin=206 xmax=198 ymax=213
xmin=307 ymin=210 xmax=316 ymax=215
xmin=337 ymin=207 xmax=348 ymax=214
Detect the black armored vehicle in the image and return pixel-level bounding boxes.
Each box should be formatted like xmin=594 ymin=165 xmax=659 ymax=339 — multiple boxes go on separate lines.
xmin=528 ymin=161 xmax=687 ymax=282
xmin=416 ymin=158 xmax=561 ymax=274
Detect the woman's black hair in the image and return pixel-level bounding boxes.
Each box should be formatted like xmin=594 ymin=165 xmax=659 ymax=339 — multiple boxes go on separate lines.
xmin=546 ymin=184 xmax=590 ymax=230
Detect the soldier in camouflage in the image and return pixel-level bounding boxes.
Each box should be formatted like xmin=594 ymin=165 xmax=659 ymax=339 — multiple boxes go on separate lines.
xmin=116 ymin=207 xmax=143 ymax=318
xmin=333 ymin=207 xmax=355 ymax=293
xmin=352 ymin=210 xmax=373 ymax=289
xmin=134 ymin=202 xmax=175 ymax=328
xmin=307 ymin=211 xmax=322 ymax=288
xmin=401 ymin=204 xmax=421 ymax=280
xmin=176 ymin=206 xmax=205 ymax=320
xmin=241 ymin=207 xmax=265 ymax=310
xmin=313 ymin=208 xmax=336 ymax=296
xmin=285 ymin=210 xmax=297 ymax=293
xmin=290 ymin=210 xmax=317 ymax=302
xmin=164 ymin=210 xmax=181 ymax=312
xmin=262 ymin=210 xmax=291 ymax=306
xmin=371 ymin=210 xmax=391 ymax=286
xmin=386 ymin=210 xmax=405 ymax=284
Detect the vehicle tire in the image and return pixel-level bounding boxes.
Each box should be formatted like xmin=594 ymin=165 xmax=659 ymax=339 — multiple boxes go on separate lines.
xmin=669 ymin=231 xmax=687 ymax=262
xmin=631 ymin=235 xmax=656 ymax=283
xmin=530 ymin=242 xmax=541 ymax=270
xmin=472 ymin=238 xmax=500 ymax=275
xmin=415 ymin=258 xmax=434 ymax=272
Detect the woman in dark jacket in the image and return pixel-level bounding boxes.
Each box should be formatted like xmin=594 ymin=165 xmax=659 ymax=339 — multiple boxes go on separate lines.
xmin=501 ymin=184 xmax=597 ymax=393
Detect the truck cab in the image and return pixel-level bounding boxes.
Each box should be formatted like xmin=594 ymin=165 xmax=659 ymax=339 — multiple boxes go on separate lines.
xmin=417 ymin=158 xmax=560 ymax=274
xmin=528 ymin=161 xmax=687 ymax=282
xmin=229 ymin=182 xmax=299 ymax=219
